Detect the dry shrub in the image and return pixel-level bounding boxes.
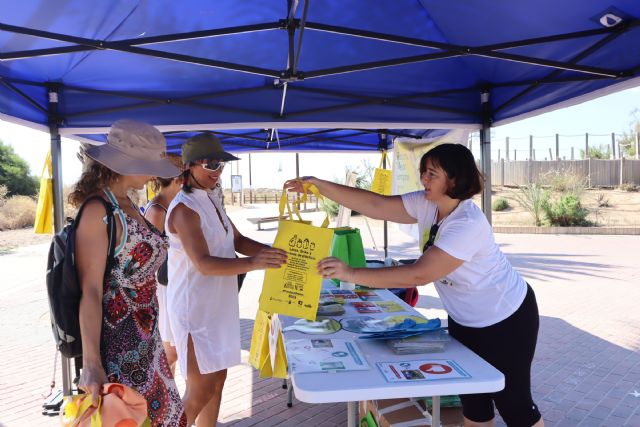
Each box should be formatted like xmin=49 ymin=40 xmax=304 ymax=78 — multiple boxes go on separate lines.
xmin=0 ymin=195 xmax=37 ymax=230
xmin=0 ymin=185 xmax=7 ymax=207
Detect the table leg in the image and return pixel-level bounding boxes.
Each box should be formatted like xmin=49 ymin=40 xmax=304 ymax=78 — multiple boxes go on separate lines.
xmin=347 ymin=401 xmax=358 ymax=426
xmin=432 ymin=395 xmax=440 ymax=427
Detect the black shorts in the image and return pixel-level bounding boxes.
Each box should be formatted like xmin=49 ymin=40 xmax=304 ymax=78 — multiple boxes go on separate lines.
xmin=448 ymin=284 xmax=542 ymax=427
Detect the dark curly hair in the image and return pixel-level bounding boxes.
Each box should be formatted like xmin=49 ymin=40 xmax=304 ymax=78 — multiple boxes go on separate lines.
xmin=68 ymin=149 xmax=120 ymax=207
xmin=419 ymin=143 xmax=484 ymax=200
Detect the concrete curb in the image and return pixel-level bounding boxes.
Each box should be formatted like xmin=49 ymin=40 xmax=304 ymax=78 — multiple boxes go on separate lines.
xmin=492 ymin=226 xmax=640 ymax=235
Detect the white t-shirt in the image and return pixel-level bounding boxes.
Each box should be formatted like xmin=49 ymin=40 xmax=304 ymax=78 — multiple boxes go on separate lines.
xmin=402 ymin=191 xmax=527 ymax=327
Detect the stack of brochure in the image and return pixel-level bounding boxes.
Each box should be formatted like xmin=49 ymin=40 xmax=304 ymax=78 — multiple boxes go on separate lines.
xmin=387 ymin=329 xmax=451 ymax=354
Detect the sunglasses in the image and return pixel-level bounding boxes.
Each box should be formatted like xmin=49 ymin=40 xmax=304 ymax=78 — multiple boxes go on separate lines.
xmin=422 ymin=223 xmax=439 ymax=253
xmin=201 ymin=160 xmax=225 ymax=171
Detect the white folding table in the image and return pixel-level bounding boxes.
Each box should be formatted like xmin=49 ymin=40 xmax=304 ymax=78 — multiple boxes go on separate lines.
xmin=282 ymin=283 xmax=505 ymax=427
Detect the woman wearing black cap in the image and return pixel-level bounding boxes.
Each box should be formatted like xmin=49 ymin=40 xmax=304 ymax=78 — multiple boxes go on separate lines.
xmin=166 ymin=133 xmax=287 ymax=426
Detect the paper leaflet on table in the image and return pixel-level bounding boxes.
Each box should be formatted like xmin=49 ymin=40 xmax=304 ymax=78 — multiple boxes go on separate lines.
xmin=376 ymin=359 xmax=470 ymax=383
xmin=285 ymin=338 xmax=370 ymax=374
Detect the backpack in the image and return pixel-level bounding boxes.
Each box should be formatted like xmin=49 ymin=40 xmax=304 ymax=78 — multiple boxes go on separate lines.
xmin=46 ymin=195 xmax=117 ymax=358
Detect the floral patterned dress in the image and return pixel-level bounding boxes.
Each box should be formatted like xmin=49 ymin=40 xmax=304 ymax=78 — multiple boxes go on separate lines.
xmin=100 ymin=204 xmax=187 ymax=427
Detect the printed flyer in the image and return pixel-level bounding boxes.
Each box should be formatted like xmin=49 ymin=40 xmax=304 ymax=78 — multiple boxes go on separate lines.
xmin=377 ymin=359 xmax=470 ymax=383
xmin=285 ymin=339 xmax=370 ymax=374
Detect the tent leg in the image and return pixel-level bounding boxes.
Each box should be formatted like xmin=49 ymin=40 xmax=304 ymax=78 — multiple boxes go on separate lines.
xmin=48 ymin=86 xmax=73 ymax=396
xmin=480 ymin=91 xmax=492 ymax=225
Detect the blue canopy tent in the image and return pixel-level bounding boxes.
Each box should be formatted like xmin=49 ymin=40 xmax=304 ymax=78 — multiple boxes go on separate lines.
xmin=2 ymin=0 xmax=640 ymax=395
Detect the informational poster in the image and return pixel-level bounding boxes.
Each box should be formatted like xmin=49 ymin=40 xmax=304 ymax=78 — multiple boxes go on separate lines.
xmin=231 ymin=174 xmax=242 ymax=192
xmin=259 ymin=220 xmax=334 ymax=320
xmin=377 ymin=359 xmax=470 ymax=383
xmin=285 ymin=339 xmax=370 ymax=373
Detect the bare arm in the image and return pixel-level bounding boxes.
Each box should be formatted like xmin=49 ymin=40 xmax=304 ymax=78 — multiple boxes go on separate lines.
xmin=75 ymin=200 xmax=111 ymax=403
xmin=317 ymin=246 xmax=464 ymax=288
xmin=168 ymin=203 xmax=287 ymax=276
xmin=230 ymin=220 xmax=270 ymax=256
xmin=284 ymin=177 xmax=416 ymax=224
xmin=144 ymin=204 xmax=166 ymax=234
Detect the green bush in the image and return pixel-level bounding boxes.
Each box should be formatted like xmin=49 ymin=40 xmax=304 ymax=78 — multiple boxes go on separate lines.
xmin=320 ymin=198 xmax=340 ymax=219
xmin=542 ymin=194 xmax=591 ymax=226
xmin=492 ymin=197 xmax=509 ymax=211
xmin=0 ymin=141 xmax=38 ymax=196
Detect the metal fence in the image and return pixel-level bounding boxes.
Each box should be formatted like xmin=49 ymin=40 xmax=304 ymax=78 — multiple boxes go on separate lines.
xmin=490 ymin=159 xmax=640 ymax=187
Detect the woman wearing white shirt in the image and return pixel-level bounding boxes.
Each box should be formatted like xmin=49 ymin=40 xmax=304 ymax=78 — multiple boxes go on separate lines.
xmin=167 ymin=133 xmax=287 ymax=426
xmin=285 ymin=143 xmax=543 ymax=427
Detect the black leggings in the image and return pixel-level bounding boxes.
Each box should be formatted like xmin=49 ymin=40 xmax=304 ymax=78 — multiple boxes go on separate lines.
xmin=448 ymin=284 xmax=542 ymax=427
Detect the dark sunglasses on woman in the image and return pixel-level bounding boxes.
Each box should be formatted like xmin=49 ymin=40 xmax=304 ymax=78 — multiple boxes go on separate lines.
xmin=202 ymin=160 xmax=225 ymax=171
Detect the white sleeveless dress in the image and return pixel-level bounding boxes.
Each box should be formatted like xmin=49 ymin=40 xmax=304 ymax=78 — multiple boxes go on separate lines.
xmin=166 ymin=188 xmax=241 ymax=376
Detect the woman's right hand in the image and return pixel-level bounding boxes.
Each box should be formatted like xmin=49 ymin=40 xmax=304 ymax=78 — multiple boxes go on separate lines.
xmin=250 ymin=247 xmax=288 ymax=270
xmin=283 ymin=176 xmax=316 ymax=194
xmin=78 ymin=362 xmax=107 ymax=406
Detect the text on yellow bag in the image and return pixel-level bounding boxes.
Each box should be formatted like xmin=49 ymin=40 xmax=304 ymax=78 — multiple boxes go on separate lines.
xmin=259 ymin=184 xmax=334 ymax=320
xmin=371 ymin=150 xmax=392 ymax=196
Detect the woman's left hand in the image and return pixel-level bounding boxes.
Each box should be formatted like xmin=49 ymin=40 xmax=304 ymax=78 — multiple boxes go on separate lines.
xmin=317 ymin=257 xmax=353 ymax=281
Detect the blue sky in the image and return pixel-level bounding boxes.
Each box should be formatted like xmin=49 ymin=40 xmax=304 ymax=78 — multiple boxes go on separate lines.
xmin=1 ymin=86 xmax=638 ymax=189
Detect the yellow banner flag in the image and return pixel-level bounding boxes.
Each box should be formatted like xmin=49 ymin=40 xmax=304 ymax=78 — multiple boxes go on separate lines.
xmin=371 ymin=150 xmax=392 ymax=195
xmin=34 ymin=151 xmax=53 ymax=234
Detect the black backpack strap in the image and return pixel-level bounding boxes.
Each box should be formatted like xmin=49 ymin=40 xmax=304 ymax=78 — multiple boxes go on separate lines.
xmin=75 ymin=195 xmax=117 ymax=267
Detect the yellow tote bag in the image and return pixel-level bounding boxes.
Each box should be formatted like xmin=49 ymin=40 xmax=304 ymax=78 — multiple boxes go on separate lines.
xmin=259 ymin=184 xmax=334 ymax=321
xmin=34 ymin=151 xmax=54 ymax=234
xmin=248 ymin=310 xmax=288 ymax=378
xmin=249 ymin=309 xmax=271 ymax=371
xmin=371 ymin=150 xmax=392 ymax=196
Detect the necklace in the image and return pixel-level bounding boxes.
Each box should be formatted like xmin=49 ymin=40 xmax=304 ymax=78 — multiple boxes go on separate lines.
xmin=190 ymin=175 xmax=229 ymax=234
xmin=423 ymin=201 xmax=461 ymax=252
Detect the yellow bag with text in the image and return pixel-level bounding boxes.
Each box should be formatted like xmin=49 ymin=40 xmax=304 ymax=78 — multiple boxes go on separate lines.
xmin=371 ymin=150 xmax=392 ymax=196
xmin=34 ymin=151 xmax=54 ymax=234
xmin=259 ymin=184 xmax=334 ymax=321
xmin=248 ymin=309 xmax=288 ymax=378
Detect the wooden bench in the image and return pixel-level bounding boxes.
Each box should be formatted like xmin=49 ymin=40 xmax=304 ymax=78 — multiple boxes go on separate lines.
xmin=246 ymin=215 xmax=287 ymax=230
xmin=247 ymin=208 xmax=321 ymax=230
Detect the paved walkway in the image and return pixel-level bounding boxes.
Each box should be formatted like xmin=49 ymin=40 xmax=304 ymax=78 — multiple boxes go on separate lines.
xmin=1 ymin=204 xmax=639 ymax=426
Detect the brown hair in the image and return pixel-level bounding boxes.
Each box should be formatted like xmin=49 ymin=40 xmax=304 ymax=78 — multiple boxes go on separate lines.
xmin=419 ymin=143 xmax=484 ymax=200
xmin=68 ymin=151 xmax=120 ymax=207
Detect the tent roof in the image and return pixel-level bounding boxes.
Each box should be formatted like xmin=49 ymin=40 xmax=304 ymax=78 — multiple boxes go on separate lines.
xmin=1 ymin=0 xmax=640 ymax=137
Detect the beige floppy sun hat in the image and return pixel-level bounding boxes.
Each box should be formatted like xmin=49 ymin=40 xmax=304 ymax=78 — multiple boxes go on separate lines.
xmin=85 ymin=119 xmax=180 ymax=178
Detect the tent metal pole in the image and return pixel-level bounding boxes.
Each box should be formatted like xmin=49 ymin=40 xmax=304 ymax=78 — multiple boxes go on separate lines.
xmin=378 ymin=133 xmax=389 ymax=258
xmin=48 ymin=85 xmax=72 ymax=396
xmin=479 ymin=91 xmax=492 ymax=224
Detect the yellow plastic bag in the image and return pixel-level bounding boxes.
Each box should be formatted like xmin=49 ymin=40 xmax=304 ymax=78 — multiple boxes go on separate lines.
xmin=259 ymin=184 xmax=334 ymax=321
xmin=34 ymin=151 xmax=54 ymax=234
xmin=371 ymin=151 xmax=392 ymax=196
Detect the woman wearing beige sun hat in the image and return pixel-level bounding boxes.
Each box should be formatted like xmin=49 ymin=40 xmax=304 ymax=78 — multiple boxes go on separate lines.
xmin=69 ymin=119 xmax=187 ymax=426
xmin=165 ymin=132 xmax=288 ymax=426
